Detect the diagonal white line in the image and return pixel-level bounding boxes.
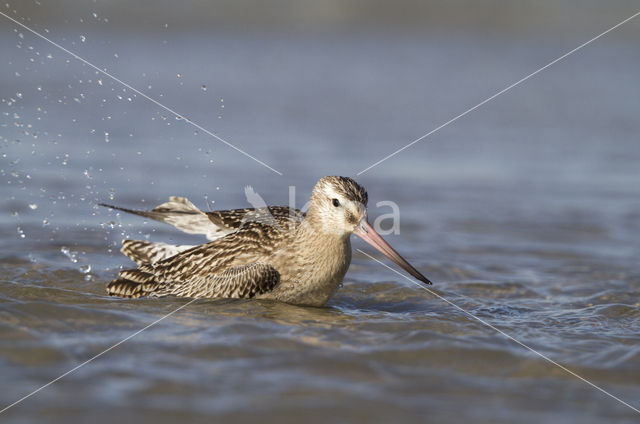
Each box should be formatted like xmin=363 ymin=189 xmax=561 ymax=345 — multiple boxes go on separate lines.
xmin=0 ymin=11 xmax=283 ymax=176
xmin=357 ymin=10 xmax=640 ymax=175
xmin=0 ymin=298 xmax=197 ymax=415
xmin=356 ymin=248 xmax=640 ymax=415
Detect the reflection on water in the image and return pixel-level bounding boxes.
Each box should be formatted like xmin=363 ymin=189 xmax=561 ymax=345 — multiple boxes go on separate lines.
xmin=1 ymin=22 xmax=640 ymax=424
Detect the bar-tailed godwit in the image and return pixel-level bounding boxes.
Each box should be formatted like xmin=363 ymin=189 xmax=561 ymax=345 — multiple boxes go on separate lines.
xmin=102 ymin=176 xmax=431 ymax=307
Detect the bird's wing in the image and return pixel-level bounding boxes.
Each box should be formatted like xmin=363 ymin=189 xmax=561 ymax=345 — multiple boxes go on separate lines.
xmin=156 ymin=263 xmax=280 ymax=298
xmin=100 ymin=196 xmax=229 ymax=241
xmin=205 ymin=206 xmax=305 ymax=233
xmin=100 ymin=198 xmax=304 ymax=241
xmin=108 ymin=251 xmax=281 ymax=299
xmin=107 ymin=218 xmax=296 ymax=299
xmin=108 ymin=262 xmax=280 ymax=299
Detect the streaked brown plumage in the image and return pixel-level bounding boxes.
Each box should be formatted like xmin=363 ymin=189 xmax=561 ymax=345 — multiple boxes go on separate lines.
xmin=102 ymin=176 xmax=431 ymax=307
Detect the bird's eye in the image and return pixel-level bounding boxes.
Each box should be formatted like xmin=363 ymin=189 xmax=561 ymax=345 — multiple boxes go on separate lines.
xmin=332 ymin=198 xmax=340 ymax=207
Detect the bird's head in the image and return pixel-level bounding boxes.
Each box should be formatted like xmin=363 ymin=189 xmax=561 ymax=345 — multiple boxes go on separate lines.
xmin=308 ymin=176 xmax=369 ymax=236
xmin=307 ymin=176 xmax=432 ymax=286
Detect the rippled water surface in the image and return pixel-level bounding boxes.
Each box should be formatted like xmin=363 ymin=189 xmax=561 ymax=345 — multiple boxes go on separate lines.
xmin=2 ymin=15 xmax=640 ymax=424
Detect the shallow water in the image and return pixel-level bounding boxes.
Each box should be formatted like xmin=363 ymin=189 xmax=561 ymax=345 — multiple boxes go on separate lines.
xmin=2 ymin=18 xmax=640 ymax=424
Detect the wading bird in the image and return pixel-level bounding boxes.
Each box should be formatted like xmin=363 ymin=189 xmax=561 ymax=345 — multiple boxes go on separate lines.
xmin=102 ymin=176 xmax=431 ymax=307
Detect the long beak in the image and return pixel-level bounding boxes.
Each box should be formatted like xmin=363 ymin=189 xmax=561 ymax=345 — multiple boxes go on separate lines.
xmin=353 ymin=220 xmax=432 ymax=285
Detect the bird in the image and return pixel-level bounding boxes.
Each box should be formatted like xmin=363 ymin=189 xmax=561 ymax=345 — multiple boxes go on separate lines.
xmin=101 ymin=176 xmax=432 ymax=307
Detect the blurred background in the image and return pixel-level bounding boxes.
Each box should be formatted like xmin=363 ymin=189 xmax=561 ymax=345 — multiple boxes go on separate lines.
xmin=1 ymin=1 xmax=639 ymax=423
xmin=9 ymin=0 xmax=640 ymax=33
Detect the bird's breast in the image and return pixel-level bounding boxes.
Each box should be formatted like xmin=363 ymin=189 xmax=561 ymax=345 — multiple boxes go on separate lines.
xmin=264 ymin=235 xmax=352 ymax=307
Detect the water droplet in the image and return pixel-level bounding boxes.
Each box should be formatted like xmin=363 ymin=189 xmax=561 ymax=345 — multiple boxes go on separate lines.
xmin=92 ymin=12 xmax=98 ymax=18
xmin=80 ymin=35 xmax=86 ymax=42
xmin=17 ymin=226 xmax=25 ymax=238
xmin=80 ymin=264 xmax=91 ymax=273
xmin=176 ymin=73 xmax=182 ymax=78
xmin=42 ymin=218 xmax=49 ymax=226
xmin=61 ymin=246 xmax=78 ymax=263
xmin=201 ymin=85 xmax=207 ymax=91
xmin=28 ymin=203 xmax=38 ymax=210
xmin=97 ymin=79 xmax=103 ymax=86
xmin=104 ymin=131 xmax=110 ymax=143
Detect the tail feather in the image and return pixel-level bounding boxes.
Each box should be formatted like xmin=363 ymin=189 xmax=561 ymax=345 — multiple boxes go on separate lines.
xmin=121 ymin=239 xmax=194 ymax=265
xmin=107 ymin=272 xmax=161 ymax=298
xmin=108 ymin=241 xmax=195 ymax=298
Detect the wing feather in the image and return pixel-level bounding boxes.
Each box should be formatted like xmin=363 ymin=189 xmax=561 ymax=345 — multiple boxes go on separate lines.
xmin=100 ymin=199 xmax=303 ymax=241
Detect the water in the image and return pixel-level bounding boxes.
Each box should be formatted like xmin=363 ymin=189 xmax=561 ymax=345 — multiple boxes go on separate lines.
xmin=2 ymin=21 xmax=640 ymax=424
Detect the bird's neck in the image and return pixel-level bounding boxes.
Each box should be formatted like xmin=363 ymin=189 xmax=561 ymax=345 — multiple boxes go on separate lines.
xmin=296 ymin=217 xmax=349 ymax=246
xmin=303 ymin=204 xmax=351 ymax=239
